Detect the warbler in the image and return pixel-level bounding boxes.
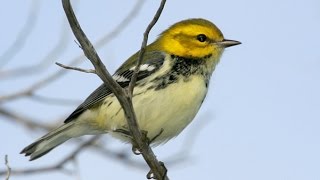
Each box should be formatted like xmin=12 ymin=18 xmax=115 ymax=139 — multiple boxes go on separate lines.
xmin=21 ymin=18 xmax=240 ymax=160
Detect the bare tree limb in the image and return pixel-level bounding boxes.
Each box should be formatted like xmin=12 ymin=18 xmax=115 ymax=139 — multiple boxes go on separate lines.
xmin=4 ymin=155 xmax=11 ymax=180
xmin=55 ymin=62 xmax=96 ymax=74
xmin=61 ymin=0 xmax=168 ymax=179
xmin=128 ymin=0 xmax=166 ymax=95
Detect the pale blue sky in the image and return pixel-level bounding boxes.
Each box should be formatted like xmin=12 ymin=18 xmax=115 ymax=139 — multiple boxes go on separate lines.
xmin=1 ymin=0 xmax=320 ymax=180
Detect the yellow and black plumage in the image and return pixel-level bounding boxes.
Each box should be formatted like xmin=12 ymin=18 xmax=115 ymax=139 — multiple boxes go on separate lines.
xmin=21 ymin=18 xmax=240 ymax=160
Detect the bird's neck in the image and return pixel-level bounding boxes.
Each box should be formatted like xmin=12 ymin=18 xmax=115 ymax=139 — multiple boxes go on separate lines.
xmin=169 ymin=54 xmax=218 ymax=77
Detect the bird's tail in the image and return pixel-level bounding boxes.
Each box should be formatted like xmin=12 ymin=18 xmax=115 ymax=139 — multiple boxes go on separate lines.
xmin=20 ymin=121 xmax=88 ymax=161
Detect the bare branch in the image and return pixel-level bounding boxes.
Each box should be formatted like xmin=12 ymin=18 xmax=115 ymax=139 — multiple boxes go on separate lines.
xmin=4 ymin=155 xmax=11 ymax=180
xmin=61 ymin=0 xmax=124 ymax=94
xmin=61 ymin=0 xmax=168 ymax=179
xmin=0 ymin=1 xmax=179 ymax=179
xmin=128 ymin=0 xmax=167 ymax=95
xmin=55 ymin=62 xmax=96 ymax=74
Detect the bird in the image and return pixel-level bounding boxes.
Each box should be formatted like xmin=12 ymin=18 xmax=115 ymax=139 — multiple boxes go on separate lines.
xmin=21 ymin=18 xmax=241 ymax=161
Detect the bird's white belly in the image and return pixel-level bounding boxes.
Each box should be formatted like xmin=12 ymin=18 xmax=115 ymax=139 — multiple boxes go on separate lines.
xmin=98 ymin=75 xmax=208 ymax=144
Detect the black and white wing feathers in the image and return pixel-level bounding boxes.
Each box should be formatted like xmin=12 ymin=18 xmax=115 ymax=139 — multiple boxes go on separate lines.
xmin=64 ymin=51 xmax=165 ymax=123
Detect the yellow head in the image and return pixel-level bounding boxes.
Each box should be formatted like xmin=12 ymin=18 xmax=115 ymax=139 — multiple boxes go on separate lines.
xmin=152 ymin=18 xmax=240 ymax=59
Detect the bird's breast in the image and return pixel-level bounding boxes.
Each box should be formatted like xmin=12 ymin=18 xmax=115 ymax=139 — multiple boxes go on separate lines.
xmin=104 ymin=74 xmax=208 ymax=144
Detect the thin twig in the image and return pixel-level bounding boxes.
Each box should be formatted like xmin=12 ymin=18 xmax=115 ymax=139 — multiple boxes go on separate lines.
xmin=4 ymin=155 xmax=11 ymax=180
xmin=61 ymin=0 xmax=168 ymax=179
xmin=128 ymin=0 xmax=167 ymax=96
xmin=61 ymin=0 xmax=128 ymax=122
xmin=127 ymin=0 xmax=168 ymax=179
xmin=55 ymin=62 xmax=96 ymax=74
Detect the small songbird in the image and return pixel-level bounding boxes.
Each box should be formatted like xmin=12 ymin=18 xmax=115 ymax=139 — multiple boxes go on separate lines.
xmin=21 ymin=18 xmax=240 ymax=160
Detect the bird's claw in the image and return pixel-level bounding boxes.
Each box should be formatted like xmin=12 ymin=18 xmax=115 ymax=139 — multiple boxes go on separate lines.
xmin=146 ymin=161 xmax=167 ymax=179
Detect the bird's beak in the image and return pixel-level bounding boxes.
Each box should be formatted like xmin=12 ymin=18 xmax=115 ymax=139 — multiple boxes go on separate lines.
xmin=219 ymin=39 xmax=241 ymax=48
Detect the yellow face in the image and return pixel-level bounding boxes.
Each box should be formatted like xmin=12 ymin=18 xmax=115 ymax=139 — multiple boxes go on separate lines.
xmin=156 ymin=19 xmax=225 ymax=59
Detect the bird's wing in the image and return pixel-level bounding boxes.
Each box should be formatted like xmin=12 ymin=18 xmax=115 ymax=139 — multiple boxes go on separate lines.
xmin=64 ymin=51 xmax=165 ymax=123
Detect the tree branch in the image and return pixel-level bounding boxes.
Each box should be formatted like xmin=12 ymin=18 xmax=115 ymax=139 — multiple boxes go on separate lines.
xmin=55 ymin=62 xmax=96 ymax=74
xmin=61 ymin=0 xmax=168 ymax=179
xmin=128 ymin=0 xmax=167 ymax=95
xmin=4 ymin=155 xmax=11 ymax=180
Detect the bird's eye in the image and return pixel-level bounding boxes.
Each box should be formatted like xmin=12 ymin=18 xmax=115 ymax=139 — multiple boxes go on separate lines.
xmin=197 ymin=34 xmax=207 ymax=42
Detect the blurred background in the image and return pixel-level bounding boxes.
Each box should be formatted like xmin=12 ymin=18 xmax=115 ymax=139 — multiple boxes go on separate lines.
xmin=1 ymin=0 xmax=320 ymax=179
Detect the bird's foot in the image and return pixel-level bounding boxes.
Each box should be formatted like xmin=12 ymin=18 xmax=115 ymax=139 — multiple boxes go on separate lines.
xmin=146 ymin=161 xmax=167 ymax=179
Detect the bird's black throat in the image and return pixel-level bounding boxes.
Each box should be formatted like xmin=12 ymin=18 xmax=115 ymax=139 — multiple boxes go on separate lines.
xmin=151 ymin=54 xmax=212 ymax=90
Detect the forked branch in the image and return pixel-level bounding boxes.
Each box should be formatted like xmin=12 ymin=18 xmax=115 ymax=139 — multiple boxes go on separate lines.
xmin=61 ymin=0 xmax=168 ymax=179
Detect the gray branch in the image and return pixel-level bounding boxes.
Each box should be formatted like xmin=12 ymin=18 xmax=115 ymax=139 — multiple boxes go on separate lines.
xmin=61 ymin=0 xmax=168 ymax=179
xmin=55 ymin=62 xmax=96 ymax=74
xmin=4 ymin=155 xmax=11 ymax=180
